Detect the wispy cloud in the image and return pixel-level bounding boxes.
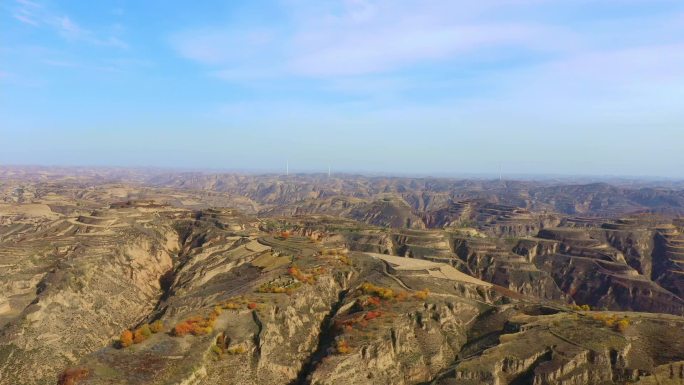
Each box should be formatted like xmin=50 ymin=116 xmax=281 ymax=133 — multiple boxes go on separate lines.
xmin=170 ymin=0 xmax=682 ymax=88
xmin=11 ymin=0 xmax=128 ymax=49
xmin=169 ymin=0 xmax=577 ymax=81
xmin=171 ymin=27 xmax=277 ymax=65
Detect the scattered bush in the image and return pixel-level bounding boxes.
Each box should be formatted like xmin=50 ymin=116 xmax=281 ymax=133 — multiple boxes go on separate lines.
xmin=360 ymin=282 xmax=394 ymax=299
xmin=150 ymin=320 xmax=164 ymax=333
xmin=172 ymin=321 xmax=194 ymax=336
xmin=132 ymin=326 xmax=149 ymax=344
xmin=364 ymin=296 xmax=381 ymax=308
xmin=589 ymin=313 xmax=630 ymax=333
xmin=133 ymin=330 xmax=145 ymax=344
xmin=211 ymin=344 xmax=224 ymax=359
xmin=335 ymin=339 xmax=351 ymax=354
xmin=58 ymin=367 xmax=89 ymax=385
xmin=222 ymin=301 xmax=241 ymax=310
xmin=119 ymin=323 xmax=158 ymax=348
xmin=413 ymin=289 xmax=429 ymax=300
xmin=615 ymin=318 xmax=630 ymax=333
xmin=394 ymin=291 xmax=409 ymax=301
xmin=364 ymin=311 xmax=382 ymax=321
xmin=288 ymin=266 xmax=316 ymax=284
xmin=226 ymin=344 xmax=247 ymax=354
xmin=119 ymin=329 xmax=133 ymax=348
xmin=172 ymin=314 xmax=216 ymax=337
xmin=140 ymin=324 xmax=152 ymax=337
xmin=208 ymin=307 xmax=222 ymax=322
xmin=258 ymin=281 xmax=302 ymax=294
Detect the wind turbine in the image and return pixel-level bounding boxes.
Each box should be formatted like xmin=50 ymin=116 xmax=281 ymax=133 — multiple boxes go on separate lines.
xmin=499 ymin=162 xmax=502 ymax=182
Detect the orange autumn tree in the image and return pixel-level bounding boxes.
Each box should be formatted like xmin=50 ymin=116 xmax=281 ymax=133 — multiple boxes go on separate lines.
xmin=119 ymin=329 xmax=133 ymax=348
xmin=133 ymin=324 xmax=152 ymax=344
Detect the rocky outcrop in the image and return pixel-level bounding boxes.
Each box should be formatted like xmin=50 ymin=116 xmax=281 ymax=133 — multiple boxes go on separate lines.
xmin=454 ymin=238 xmax=567 ymax=301
xmin=535 ymin=253 xmax=684 ymax=314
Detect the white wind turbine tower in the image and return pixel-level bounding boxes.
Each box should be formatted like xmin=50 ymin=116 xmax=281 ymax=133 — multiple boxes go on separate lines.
xmin=328 ymin=165 xmax=331 ymax=178
xmin=499 ymin=162 xmax=503 ymax=182
xmin=286 ymin=160 xmax=289 ymax=176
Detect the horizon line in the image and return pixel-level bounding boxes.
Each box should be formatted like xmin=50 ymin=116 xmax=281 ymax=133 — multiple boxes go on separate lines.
xmin=1 ymin=163 xmax=684 ymax=183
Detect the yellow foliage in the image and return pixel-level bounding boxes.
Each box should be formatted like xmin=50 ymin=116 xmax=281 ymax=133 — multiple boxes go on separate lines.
xmin=288 ymin=266 xmax=316 ymax=284
xmin=413 ymin=289 xmax=430 ymax=300
xmin=589 ymin=313 xmax=629 ymax=333
xmin=226 ymin=344 xmax=247 ymax=354
xmin=150 ymin=320 xmax=164 ymax=333
xmin=615 ymin=319 xmax=630 ymax=333
xmin=335 ymin=339 xmax=351 ymax=354
xmin=360 ymin=282 xmax=394 ymax=299
xmin=222 ymin=301 xmax=241 ymax=310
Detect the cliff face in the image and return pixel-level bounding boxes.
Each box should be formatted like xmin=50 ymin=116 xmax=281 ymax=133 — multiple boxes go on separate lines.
xmin=534 ymin=253 xmax=684 ymax=314
xmin=596 ymin=227 xmax=654 ymax=276
xmin=432 ymin=310 xmax=684 ymax=385
xmin=652 ymin=227 xmax=684 ymax=299
xmin=454 ymin=238 xmax=568 ymax=302
xmin=507 ymin=225 xmax=684 ymax=316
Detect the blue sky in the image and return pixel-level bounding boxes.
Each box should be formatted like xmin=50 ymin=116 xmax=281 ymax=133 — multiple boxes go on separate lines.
xmin=1 ymin=0 xmax=683 ymax=177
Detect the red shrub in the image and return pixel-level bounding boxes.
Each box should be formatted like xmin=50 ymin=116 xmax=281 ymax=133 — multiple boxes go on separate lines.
xmin=364 ymin=311 xmax=382 ymax=321
xmin=395 ymin=291 xmax=409 ymax=301
xmin=247 ymin=302 xmax=258 ymax=310
xmin=364 ymin=296 xmax=381 ymax=308
xmin=58 ymin=367 xmax=88 ymax=385
xmin=172 ymin=321 xmax=194 ymax=336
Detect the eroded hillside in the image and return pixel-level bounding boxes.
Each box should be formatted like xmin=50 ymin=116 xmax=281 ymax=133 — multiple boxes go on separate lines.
xmin=1 ymin=171 xmax=683 ymax=385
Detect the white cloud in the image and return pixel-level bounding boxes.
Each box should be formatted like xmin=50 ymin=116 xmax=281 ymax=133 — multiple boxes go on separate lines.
xmin=290 ymin=23 xmax=551 ymax=76
xmin=171 ymin=28 xmax=276 ymax=65
xmin=13 ymin=13 xmax=38 ymax=26
xmin=169 ymin=0 xmax=581 ymax=80
xmin=11 ymin=0 xmax=128 ymax=49
xmin=169 ymin=0 xmax=684 ymax=123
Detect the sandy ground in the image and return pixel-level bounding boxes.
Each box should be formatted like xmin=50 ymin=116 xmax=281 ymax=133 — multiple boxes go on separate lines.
xmin=0 ymin=203 xmax=61 ymax=219
xmin=366 ymin=252 xmax=492 ymax=287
